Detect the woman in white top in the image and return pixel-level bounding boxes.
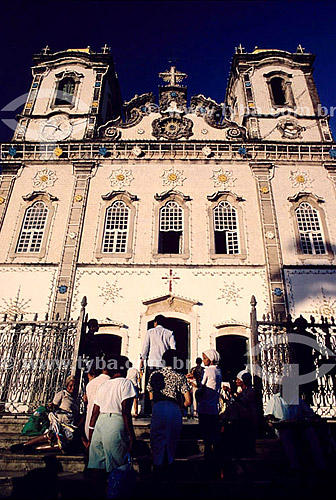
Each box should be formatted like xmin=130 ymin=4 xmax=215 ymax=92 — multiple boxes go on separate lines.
xmin=87 ymin=355 xmax=136 ymax=491
xmin=196 ymin=349 xmax=222 ymax=468
xmin=84 ymin=366 xmax=110 ymax=440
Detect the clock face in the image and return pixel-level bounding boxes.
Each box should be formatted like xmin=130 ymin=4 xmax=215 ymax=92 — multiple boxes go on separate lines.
xmin=41 ymin=115 xmax=73 ymax=141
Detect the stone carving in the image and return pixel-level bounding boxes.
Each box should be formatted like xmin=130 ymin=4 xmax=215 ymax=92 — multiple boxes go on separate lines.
xmin=161 ymin=168 xmax=186 ymax=188
xmin=190 ymin=94 xmax=246 ymax=138
xmin=277 ymin=119 xmax=305 ymax=139
xmin=131 ymin=146 xmax=143 ymax=158
xmin=98 ymin=280 xmax=123 ymax=305
xmin=109 ymin=168 xmax=134 ymax=188
xmin=289 ymin=170 xmax=313 ymax=190
xmin=32 ymin=168 xmax=57 ymax=189
xmin=210 ymin=169 xmax=236 ymax=188
xmin=159 ymin=89 xmax=187 ymax=112
xmin=152 ymin=115 xmax=193 ymax=140
xmin=305 ymin=287 xmax=336 ymax=320
xmin=202 ymin=146 xmax=212 ymax=157
xmin=0 ymin=288 xmax=31 ymax=320
xmin=217 ymin=283 xmax=243 ymax=305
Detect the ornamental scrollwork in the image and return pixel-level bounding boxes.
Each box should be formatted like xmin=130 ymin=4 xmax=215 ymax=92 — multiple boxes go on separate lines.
xmin=152 ymin=115 xmax=193 ymax=140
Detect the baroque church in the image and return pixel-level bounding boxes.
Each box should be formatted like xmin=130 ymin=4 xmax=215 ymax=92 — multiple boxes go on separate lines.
xmin=0 ymin=44 xmax=336 ymax=384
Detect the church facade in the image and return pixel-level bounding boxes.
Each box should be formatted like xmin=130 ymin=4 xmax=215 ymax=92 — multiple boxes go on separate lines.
xmin=0 ymin=44 xmax=336 ymax=378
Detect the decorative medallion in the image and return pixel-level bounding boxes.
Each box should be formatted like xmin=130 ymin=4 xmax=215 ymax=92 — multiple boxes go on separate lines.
xmin=265 ymin=231 xmax=275 ymax=240
xmin=8 ymin=146 xmax=17 ymax=157
xmin=328 ymin=148 xmax=336 ymax=159
xmin=238 ymin=146 xmax=247 ymax=156
xmin=53 ymin=146 xmax=63 ymax=157
xmin=104 ymin=127 xmax=121 ymax=140
xmin=131 ymin=146 xmax=143 ymax=158
xmin=109 ymin=168 xmax=134 ymax=189
xmin=32 ymin=168 xmax=57 ymax=190
xmin=98 ymin=280 xmax=123 ymax=305
xmin=210 ymin=169 xmax=236 ymax=188
xmin=137 ymin=129 xmax=145 ymax=135
xmin=99 ymin=146 xmax=108 ymax=157
xmin=152 ymin=115 xmax=193 ymax=140
xmin=273 ymin=288 xmax=283 ymax=297
xmin=75 ymin=194 xmax=83 ymax=202
xmin=289 ymin=170 xmax=313 ymax=190
xmin=227 ymin=128 xmax=242 ymax=139
xmin=68 ymin=232 xmax=77 ymax=239
xmin=161 ymin=168 xmax=186 ymax=188
xmin=277 ymin=119 xmax=305 ymax=139
xmin=260 ymin=186 xmax=269 ymax=194
xmin=0 ymin=197 xmax=5 ymax=205
xmin=217 ymin=283 xmax=243 ymax=306
xmin=201 ymin=129 xmax=208 ymax=135
xmin=202 ymin=146 xmax=212 ymax=158
xmin=58 ymin=285 xmax=68 ymax=294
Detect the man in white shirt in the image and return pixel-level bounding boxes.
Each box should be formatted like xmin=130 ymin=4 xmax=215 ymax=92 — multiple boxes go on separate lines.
xmin=140 ymin=315 xmax=176 ymax=414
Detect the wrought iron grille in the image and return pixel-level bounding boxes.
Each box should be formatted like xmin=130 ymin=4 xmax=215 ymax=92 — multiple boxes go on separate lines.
xmin=0 ymin=319 xmax=78 ymax=412
xmin=250 ymin=296 xmax=336 ymax=419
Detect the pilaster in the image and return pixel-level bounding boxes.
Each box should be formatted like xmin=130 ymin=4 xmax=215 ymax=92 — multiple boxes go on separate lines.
xmin=250 ymin=162 xmax=287 ymax=320
xmin=0 ymin=162 xmax=23 ymax=232
xmin=51 ymin=161 xmax=97 ymax=319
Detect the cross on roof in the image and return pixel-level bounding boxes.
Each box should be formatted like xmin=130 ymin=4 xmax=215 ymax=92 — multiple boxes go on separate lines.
xmin=236 ymin=43 xmax=246 ymax=54
xmin=162 ymin=268 xmax=180 ymax=293
xmin=296 ymin=44 xmax=305 ymax=54
xmin=101 ymin=43 xmax=110 ymax=54
xmin=41 ymin=45 xmax=50 ymax=55
xmin=159 ymin=66 xmax=187 ymax=86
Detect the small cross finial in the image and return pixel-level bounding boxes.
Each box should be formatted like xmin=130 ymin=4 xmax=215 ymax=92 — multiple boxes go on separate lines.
xmin=162 ymin=269 xmax=180 ymax=293
xmin=41 ymin=45 xmax=50 ymax=55
xmin=159 ymin=66 xmax=187 ymax=86
xmin=296 ymin=44 xmax=305 ymax=54
xmin=101 ymin=43 xmax=110 ymax=54
xmin=235 ymin=43 xmax=245 ymax=54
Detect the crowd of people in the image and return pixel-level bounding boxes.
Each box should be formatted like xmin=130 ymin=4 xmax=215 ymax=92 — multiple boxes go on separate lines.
xmin=11 ymin=313 xmax=331 ymax=496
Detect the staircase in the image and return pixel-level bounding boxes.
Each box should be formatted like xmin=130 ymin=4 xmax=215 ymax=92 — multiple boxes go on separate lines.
xmin=0 ymin=414 xmax=330 ymax=499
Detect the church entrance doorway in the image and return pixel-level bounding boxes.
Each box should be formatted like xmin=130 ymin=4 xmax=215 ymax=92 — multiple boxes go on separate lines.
xmin=216 ymin=334 xmax=248 ymax=383
xmin=147 ymin=317 xmax=190 ymax=374
xmin=94 ymin=334 xmax=122 ymax=358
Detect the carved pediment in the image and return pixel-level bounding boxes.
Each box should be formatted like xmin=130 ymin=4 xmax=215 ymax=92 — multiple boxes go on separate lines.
xmin=154 ymin=189 xmax=191 ymax=202
xmin=287 ymin=192 xmax=324 ymax=204
xmin=123 ymin=92 xmax=156 ymax=119
xmin=143 ymin=293 xmax=200 ymax=316
xmin=190 ymin=94 xmax=247 ymax=139
xmin=22 ymin=191 xmax=58 ymax=202
xmin=207 ymin=191 xmax=244 ymax=202
xmin=102 ymin=190 xmax=138 ymax=202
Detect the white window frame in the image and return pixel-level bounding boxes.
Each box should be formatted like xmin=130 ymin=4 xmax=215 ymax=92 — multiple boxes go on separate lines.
xmin=102 ymin=200 xmax=130 ymax=254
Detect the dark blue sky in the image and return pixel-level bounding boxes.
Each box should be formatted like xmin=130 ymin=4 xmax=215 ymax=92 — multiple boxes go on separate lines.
xmin=1 ymin=0 xmax=335 ymax=141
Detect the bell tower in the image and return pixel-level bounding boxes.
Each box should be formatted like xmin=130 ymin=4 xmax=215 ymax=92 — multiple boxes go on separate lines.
xmin=225 ymin=44 xmax=332 ymax=142
xmin=14 ymin=44 xmax=122 ymax=142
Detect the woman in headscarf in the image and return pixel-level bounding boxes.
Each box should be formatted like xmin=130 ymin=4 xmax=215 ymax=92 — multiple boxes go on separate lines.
xmin=11 ymin=375 xmax=80 ymax=453
xmin=196 ymin=349 xmax=222 ymax=471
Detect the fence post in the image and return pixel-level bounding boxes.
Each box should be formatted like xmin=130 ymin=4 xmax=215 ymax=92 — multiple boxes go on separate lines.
xmin=250 ymin=295 xmax=259 ymax=381
xmin=71 ymin=296 xmax=87 ymax=377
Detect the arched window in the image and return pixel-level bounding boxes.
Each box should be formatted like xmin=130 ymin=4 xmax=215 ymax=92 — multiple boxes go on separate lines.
xmin=270 ymin=77 xmax=286 ymax=106
xmin=16 ymin=201 xmax=48 ymax=253
xmin=102 ymin=201 xmax=129 ymax=253
xmin=159 ymin=201 xmax=183 ymax=254
xmin=55 ymin=77 xmax=76 ymax=106
xmin=265 ymin=71 xmax=295 ymax=108
xmin=295 ymin=202 xmax=326 ymax=255
xmin=213 ymin=201 xmax=239 ymax=254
